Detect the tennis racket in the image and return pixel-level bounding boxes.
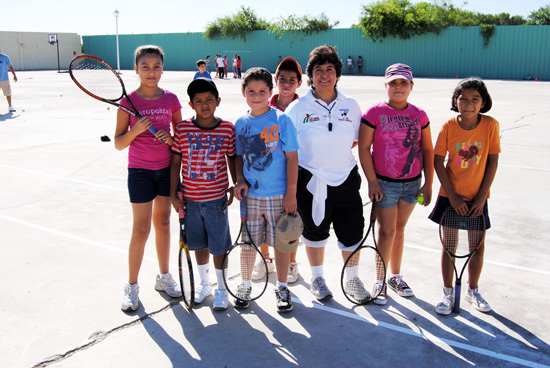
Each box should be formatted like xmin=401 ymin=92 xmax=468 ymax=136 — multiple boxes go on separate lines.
xmin=177 ymin=191 xmax=194 ymax=309
xmin=222 ymin=192 xmax=268 ymax=306
xmin=439 ymin=206 xmax=486 ymax=313
xmin=341 ymin=201 xmax=386 ymax=305
xmin=68 ymin=54 xmax=159 ymax=137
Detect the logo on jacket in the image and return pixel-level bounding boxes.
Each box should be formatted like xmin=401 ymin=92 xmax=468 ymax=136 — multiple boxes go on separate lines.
xmin=303 ymin=114 xmax=320 ymax=124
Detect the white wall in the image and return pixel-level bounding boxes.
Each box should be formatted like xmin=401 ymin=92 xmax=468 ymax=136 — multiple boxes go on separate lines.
xmin=0 ymin=31 xmax=81 ymax=71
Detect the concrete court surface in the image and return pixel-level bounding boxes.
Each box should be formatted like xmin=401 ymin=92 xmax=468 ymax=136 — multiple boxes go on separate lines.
xmin=0 ymin=69 xmax=549 ymax=368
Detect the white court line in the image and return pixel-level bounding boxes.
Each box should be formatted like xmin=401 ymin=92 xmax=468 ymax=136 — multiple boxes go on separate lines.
xmin=2 ymin=214 xmax=548 ymax=367
xmin=0 ymin=164 xmax=125 ymax=192
xmin=406 ymin=244 xmax=550 ymax=275
xmin=293 ymin=298 xmax=549 ymax=368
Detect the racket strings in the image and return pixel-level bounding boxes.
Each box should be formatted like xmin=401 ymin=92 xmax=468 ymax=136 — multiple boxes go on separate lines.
xmin=71 ymin=58 xmax=124 ymax=100
xmin=179 ymin=245 xmax=194 ymax=307
xmin=440 ymin=211 xmax=485 ymax=256
xmin=343 ymin=246 xmax=385 ymax=304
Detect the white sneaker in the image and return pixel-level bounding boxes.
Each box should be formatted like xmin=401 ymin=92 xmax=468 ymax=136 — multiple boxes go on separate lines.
xmin=251 ymin=257 xmax=275 ymax=280
xmin=121 ymin=283 xmax=139 ymax=311
xmin=465 ymin=287 xmax=491 ymax=312
xmin=8 ymin=106 xmax=16 ymax=112
xmin=213 ymin=288 xmax=228 ymax=311
xmin=435 ymin=287 xmax=454 ymax=315
xmin=194 ymin=282 xmax=212 ymax=304
xmin=287 ymin=262 xmax=299 ymax=284
xmin=154 ymin=273 xmax=182 ymax=298
xmin=372 ymin=281 xmax=387 ymax=305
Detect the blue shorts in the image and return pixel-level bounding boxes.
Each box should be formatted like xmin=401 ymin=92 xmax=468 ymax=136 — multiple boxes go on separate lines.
xmin=184 ymin=197 xmax=232 ymax=255
xmin=377 ymin=177 xmax=421 ymax=209
xmin=127 ymin=167 xmax=171 ymax=203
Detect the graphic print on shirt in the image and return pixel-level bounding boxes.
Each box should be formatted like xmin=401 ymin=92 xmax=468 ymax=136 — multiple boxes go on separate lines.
xmin=380 ymin=113 xmax=422 ymax=178
xmin=187 ymin=132 xmax=226 ymax=181
xmin=239 ymin=124 xmax=279 ymax=190
xmin=455 ymin=141 xmax=481 ymax=168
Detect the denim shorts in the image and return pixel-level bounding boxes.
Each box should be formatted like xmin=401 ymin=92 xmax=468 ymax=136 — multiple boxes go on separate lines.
xmin=127 ymin=167 xmax=171 ymax=203
xmin=377 ymin=177 xmax=421 ymax=209
xmin=184 ymin=197 xmax=232 ymax=255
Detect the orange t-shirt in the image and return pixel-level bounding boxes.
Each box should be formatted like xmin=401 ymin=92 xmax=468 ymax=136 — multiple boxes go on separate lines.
xmin=434 ymin=115 xmax=501 ymax=199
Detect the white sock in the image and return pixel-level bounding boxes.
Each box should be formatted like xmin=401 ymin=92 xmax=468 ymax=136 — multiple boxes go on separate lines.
xmin=345 ymin=265 xmax=359 ymax=280
xmin=215 ymin=268 xmax=225 ymax=291
xmin=198 ymin=263 xmax=210 ymax=285
xmin=311 ymin=265 xmax=324 ymax=281
xmin=391 ymin=274 xmax=402 ymax=280
xmin=277 ymin=281 xmax=288 ymax=289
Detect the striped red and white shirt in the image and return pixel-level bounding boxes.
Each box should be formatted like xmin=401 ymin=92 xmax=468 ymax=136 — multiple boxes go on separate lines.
xmin=172 ymin=118 xmax=236 ymax=201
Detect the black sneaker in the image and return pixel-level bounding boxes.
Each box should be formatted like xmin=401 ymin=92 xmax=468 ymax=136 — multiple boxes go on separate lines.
xmin=387 ymin=276 xmax=414 ymax=297
xmin=234 ymin=284 xmax=251 ymax=309
xmin=275 ymin=286 xmax=293 ymax=313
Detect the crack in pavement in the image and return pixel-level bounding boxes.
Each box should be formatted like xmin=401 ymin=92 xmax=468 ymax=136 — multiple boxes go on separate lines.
xmin=31 ymin=300 xmax=181 ymax=367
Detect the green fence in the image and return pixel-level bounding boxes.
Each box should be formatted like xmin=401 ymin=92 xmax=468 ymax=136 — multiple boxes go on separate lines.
xmin=83 ymin=26 xmax=550 ymax=80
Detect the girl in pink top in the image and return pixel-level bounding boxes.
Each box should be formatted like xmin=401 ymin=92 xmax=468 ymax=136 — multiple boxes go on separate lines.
xmin=115 ymin=45 xmax=183 ymax=312
xmin=358 ymin=63 xmax=434 ymax=305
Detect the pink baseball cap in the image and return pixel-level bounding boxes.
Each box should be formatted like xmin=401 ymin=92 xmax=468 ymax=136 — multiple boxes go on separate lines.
xmin=385 ymin=63 xmax=413 ymax=83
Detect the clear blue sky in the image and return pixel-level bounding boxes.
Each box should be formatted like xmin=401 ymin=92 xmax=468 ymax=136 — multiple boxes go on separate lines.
xmin=4 ymin=0 xmax=548 ymax=36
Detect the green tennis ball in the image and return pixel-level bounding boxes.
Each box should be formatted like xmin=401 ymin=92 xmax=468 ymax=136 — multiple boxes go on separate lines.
xmin=417 ymin=194 xmax=424 ymax=205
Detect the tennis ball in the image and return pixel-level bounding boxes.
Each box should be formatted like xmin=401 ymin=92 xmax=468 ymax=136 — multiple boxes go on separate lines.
xmin=22 ymin=109 xmax=25 ymax=112
xmin=417 ymin=194 xmax=424 ymax=205
xmin=107 ymin=107 xmax=110 ymax=110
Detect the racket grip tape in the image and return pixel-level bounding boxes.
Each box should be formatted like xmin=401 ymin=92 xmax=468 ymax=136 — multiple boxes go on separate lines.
xmin=177 ymin=191 xmax=184 ymax=219
xmin=240 ymin=190 xmax=247 ymax=221
xmin=453 ymin=284 xmax=461 ymax=313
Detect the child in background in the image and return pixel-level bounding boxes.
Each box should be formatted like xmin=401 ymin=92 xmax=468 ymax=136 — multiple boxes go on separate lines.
xmin=115 ymin=45 xmax=183 ymax=312
xmin=193 ymin=60 xmax=212 ymax=80
xmin=251 ymin=57 xmax=302 ymax=284
xmin=236 ymin=56 xmax=242 ymax=79
xmin=358 ymin=63 xmax=434 ymax=305
xmin=431 ymin=77 xmax=500 ymax=315
xmin=170 ymin=78 xmax=236 ymax=311
xmin=205 ymin=55 xmax=211 ymax=74
xmin=234 ymin=67 xmax=299 ymax=312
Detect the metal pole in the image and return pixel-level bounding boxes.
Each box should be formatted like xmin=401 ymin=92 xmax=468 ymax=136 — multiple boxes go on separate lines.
xmin=114 ymin=9 xmax=120 ymax=73
xmin=56 ymin=39 xmax=60 ymax=73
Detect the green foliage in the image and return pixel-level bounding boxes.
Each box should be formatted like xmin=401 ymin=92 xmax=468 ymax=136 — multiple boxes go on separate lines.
xmin=268 ymin=13 xmax=339 ymax=39
xmin=204 ymin=6 xmax=270 ymax=41
xmin=527 ymin=4 xmax=550 ymax=25
xmin=358 ymin=0 xmax=532 ymax=44
xmin=480 ymin=24 xmax=496 ymax=47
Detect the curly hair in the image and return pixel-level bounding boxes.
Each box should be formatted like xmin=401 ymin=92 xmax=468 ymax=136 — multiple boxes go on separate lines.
xmin=305 ymin=45 xmax=342 ymax=89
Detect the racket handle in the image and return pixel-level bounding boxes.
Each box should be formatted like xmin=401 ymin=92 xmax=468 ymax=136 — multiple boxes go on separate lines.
xmin=453 ymin=284 xmax=461 ymax=313
xmin=177 ymin=191 xmax=184 ymax=219
xmin=148 ymin=125 xmax=166 ymax=144
xmin=240 ymin=190 xmax=247 ymax=221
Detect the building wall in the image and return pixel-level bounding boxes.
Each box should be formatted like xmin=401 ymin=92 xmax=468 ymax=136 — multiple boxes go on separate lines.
xmin=0 ymin=31 xmax=81 ymax=71
xmin=82 ymin=26 xmax=550 ymax=81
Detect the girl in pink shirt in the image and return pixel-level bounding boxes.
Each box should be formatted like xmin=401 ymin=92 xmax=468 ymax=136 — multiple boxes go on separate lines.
xmin=115 ymin=45 xmax=183 ymax=312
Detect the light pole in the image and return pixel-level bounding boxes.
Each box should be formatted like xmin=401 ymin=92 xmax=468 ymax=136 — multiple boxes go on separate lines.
xmin=114 ymin=9 xmax=120 ymax=73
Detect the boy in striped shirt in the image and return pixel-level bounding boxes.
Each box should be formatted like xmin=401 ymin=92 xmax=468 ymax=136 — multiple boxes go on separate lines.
xmin=170 ymin=78 xmax=236 ymax=311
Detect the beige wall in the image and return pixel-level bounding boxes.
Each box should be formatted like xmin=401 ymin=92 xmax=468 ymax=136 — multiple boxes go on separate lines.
xmin=0 ymin=31 xmax=81 ymax=71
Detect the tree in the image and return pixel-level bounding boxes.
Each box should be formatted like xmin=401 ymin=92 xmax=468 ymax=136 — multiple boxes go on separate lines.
xmin=527 ymin=4 xmax=550 ymax=25
xmin=204 ymin=6 xmax=270 ymax=41
xmin=268 ymin=13 xmax=339 ymax=39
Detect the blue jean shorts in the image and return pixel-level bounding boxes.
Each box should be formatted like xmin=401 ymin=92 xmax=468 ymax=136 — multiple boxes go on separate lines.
xmin=377 ymin=177 xmax=421 ymax=209
xmin=127 ymin=167 xmax=171 ymax=203
xmin=184 ymin=197 xmax=232 ymax=256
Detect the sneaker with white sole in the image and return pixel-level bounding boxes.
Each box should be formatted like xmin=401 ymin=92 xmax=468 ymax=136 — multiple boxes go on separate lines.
xmin=234 ymin=283 xmax=251 ymax=309
xmin=275 ymin=286 xmax=293 ymax=313
xmin=310 ymin=277 xmax=333 ymax=301
xmin=465 ymin=287 xmax=491 ymax=312
xmin=154 ymin=273 xmax=182 ymax=298
xmin=213 ymin=288 xmax=228 ymax=311
xmin=8 ymin=106 xmax=16 ymax=112
xmin=252 ymin=257 xmax=275 ymax=280
xmin=372 ymin=281 xmax=388 ymax=305
xmin=194 ymin=282 xmax=212 ymax=304
xmin=344 ymin=277 xmax=371 ymax=304
xmin=435 ymin=287 xmax=454 ymax=315
xmin=121 ymin=283 xmax=139 ymax=311
xmin=287 ymin=262 xmax=299 ymax=284
xmin=387 ymin=276 xmax=414 ymax=297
